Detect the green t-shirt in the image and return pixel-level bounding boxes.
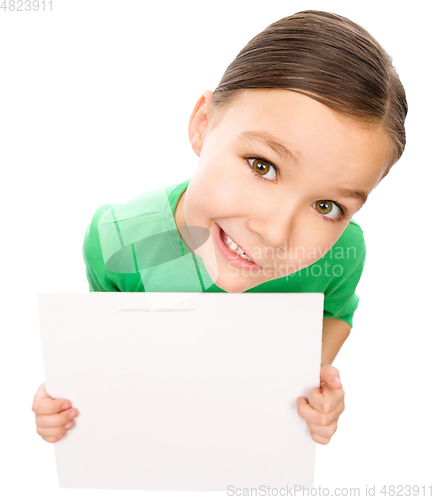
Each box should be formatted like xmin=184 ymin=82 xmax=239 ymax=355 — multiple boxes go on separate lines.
xmin=82 ymin=178 xmax=366 ymax=328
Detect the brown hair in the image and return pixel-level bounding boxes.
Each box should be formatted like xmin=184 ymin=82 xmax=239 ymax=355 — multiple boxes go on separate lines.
xmin=211 ymin=10 xmax=407 ymax=177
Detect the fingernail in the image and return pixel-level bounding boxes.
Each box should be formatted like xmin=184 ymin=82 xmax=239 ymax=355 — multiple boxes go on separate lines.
xmin=62 ymin=403 xmax=70 ymax=410
xmin=297 ymin=398 xmax=303 ymax=404
xmin=333 ymin=377 xmax=341 ymax=384
xmin=68 ymin=411 xmax=76 ymax=419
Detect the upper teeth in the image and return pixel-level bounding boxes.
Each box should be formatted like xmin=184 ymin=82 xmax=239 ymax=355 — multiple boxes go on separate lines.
xmin=224 ymin=233 xmax=253 ymax=262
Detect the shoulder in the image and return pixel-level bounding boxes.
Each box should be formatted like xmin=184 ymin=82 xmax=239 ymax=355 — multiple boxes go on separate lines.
xmin=83 ymin=181 xmax=188 ymax=291
xmin=96 ymin=181 xmax=186 ymax=266
xmin=334 ymin=219 xmax=366 ymax=264
xmin=318 ymin=218 xmax=367 ymax=289
xmin=83 ymin=187 xmax=168 ymax=274
xmin=321 ymin=220 xmax=367 ymax=327
xmin=82 ymin=203 xmax=114 ymax=264
xmin=82 ymin=202 xmax=120 ymax=291
xmin=338 ymin=219 xmax=365 ymax=247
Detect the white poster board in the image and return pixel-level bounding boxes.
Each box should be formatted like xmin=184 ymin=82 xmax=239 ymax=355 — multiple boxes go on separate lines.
xmin=38 ymin=292 xmax=324 ymax=491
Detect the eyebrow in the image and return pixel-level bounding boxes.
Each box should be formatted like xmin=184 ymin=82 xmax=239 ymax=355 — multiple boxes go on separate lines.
xmin=238 ymin=130 xmax=300 ymax=165
xmin=333 ymin=187 xmax=368 ymax=205
xmin=238 ymin=130 xmax=368 ymax=205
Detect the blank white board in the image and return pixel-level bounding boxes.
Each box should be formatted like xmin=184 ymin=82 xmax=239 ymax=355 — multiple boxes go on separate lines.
xmin=38 ymin=292 xmax=324 ymax=491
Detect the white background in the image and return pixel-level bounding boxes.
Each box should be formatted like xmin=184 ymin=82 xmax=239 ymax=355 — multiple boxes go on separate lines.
xmin=1 ymin=0 xmax=433 ymax=498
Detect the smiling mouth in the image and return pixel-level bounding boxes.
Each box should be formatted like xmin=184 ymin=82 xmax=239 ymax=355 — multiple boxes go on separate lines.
xmin=217 ymin=225 xmax=261 ymax=268
xmin=222 ymin=232 xmax=254 ymax=262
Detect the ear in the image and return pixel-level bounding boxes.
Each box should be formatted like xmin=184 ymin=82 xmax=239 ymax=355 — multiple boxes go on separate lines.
xmin=188 ymin=89 xmax=214 ymax=157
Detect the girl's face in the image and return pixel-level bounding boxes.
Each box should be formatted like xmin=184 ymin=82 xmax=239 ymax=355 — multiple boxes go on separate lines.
xmin=176 ymin=89 xmax=393 ymax=293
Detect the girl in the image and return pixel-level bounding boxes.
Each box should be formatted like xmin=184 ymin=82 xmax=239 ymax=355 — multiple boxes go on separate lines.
xmin=32 ymin=10 xmax=407 ymax=447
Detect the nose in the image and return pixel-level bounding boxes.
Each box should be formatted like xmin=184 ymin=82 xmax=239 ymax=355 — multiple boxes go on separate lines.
xmin=247 ymin=205 xmax=297 ymax=252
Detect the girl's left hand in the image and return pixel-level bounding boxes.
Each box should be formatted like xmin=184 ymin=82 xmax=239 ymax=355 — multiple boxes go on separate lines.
xmin=296 ymin=363 xmax=345 ymax=445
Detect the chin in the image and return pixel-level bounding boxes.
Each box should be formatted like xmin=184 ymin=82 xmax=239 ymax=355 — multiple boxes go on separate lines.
xmin=214 ymin=275 xmax=259 ymax=294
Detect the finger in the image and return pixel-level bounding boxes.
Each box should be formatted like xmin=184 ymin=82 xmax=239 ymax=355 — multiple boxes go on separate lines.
xmin=306 ymin=419 xmax=338 ymax=440
xmin=310 ymin=431 xmax=332 ymax=445
xmin=296 ymin=397 xmax=337 ymax=427
xmin=320 ymin=364 xmax=342 ymax=390
xmin=308 ymin=385 xmax=344 ymax=414
xmin=35 ymin=407 xmax=79 ymax=429
xmin=37 ymin=419 xmax=76 ymax=439
xmin=43 ymin=435 xmax=66 ymax=444
xmin=32 ymin=383 xmax=72 ymax=415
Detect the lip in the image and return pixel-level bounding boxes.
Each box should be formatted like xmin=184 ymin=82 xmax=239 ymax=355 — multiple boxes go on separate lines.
xmin=214 ymin=223 xmax=262 ymax=271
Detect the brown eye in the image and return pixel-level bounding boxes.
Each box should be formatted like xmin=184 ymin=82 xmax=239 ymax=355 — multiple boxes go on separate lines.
xmin=313 ymin=200 xmax=341 ymax=220
xmin=253 ymin=159 xmax=270 ymax=175
xmin=316 ymin=200 xmax=333 ymax=214
xmin=247 ymin=158 xmax=277 ymax=181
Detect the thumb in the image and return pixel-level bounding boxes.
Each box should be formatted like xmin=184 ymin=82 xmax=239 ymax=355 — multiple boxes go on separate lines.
xmin=320 ymin=364 xmax=342 ymax=390
xmin=296 ymin=396 xmax=308 ymax=407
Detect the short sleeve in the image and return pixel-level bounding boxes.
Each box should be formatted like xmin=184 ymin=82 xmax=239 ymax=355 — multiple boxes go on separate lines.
xmin=322 ymin=221 xmax=367 ymax=328
xmin=82 ymin=204 xmax=121 ymax=292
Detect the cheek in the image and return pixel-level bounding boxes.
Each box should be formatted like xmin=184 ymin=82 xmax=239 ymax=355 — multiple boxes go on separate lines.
xmin=186 ymin=158 xmax=250 ymax=220
xmin=285 ymin=218 xmax=347 ymax=267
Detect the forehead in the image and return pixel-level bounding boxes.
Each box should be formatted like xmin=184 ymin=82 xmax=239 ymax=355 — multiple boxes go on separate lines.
xmin=216 ymin=89 xmax=377 ymax=139
xmin=212 ymin=89 xmax=394 ymax=187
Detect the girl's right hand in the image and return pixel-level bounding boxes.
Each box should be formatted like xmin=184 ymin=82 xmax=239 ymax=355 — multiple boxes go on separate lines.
xmin=32 ymin=382 xmax=79 ymax=443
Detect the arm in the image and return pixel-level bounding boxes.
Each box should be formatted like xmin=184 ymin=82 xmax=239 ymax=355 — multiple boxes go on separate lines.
xmin=321 ymin=317 xmax=351 ymax=365
xmin=296 ymin=317 xmax=350 ymax=445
